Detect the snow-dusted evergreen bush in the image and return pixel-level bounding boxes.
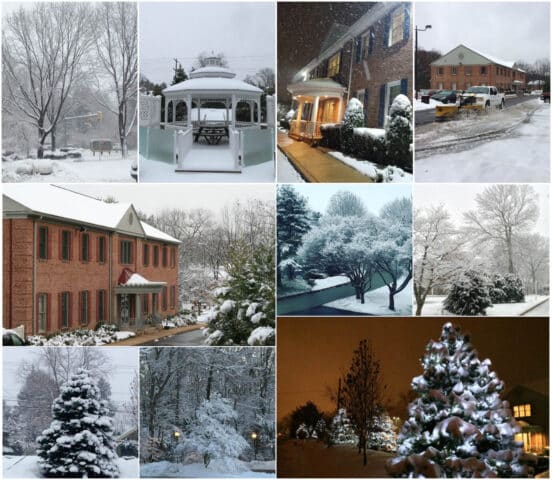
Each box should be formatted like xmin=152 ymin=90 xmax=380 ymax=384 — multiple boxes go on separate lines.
xmin=206 ymin=242 xmax=274 ymax=346
xmin=490 ymin=273 xmax=525 ymax=303
xmin=296 ymin=423 xmax=310 ymax=439
xmin=330 ymin=408 xmax=358 ymax=445
xmin=444 ymin=270 xmax=492 ymax=315
xmin=386 ymin=94 xmax=412 ymax=170
xmin=387 ymin=323 xmax=534 ymax=478
xmin=341 ymin=98 xmax=364 ymax=154
xmin=187 ymin=393 xmax=249 ymax=469
xmin=367 ymin=410 xmax=397 ymax=452
xmin=37 ymin=368 xmax=119 ymax=478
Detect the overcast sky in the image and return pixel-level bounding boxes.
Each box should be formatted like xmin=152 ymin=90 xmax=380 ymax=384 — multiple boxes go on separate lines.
xmin=414 ymin=184 xmax=550 ymax=236
xmin=140 ymin=2 xmax=275 ymax=85
xmin=3 ymin=347 xmax=138 ymax=406
xmin=416 ymin=2 xmax=550 ymax=64
xmin=288 ymin=184 xmax=411 ymax=215
xmin=68 ymin=183 xmax=275 ymax=216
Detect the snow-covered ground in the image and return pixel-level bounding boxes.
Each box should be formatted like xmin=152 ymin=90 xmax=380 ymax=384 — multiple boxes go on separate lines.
xmin=141 ymin=459 xmax=275 ymax=478
xmin=415 ymin=101 xmax=549 ymax=182
xmin=329 ymin=151 xmax=412 ymax=183
xmin=324 ymin=280 xmax=412 ymax=315
xmin=311 ymin=275 xmax=350 ymax=291
xmin=277 ymin=149 xmax=305 ymax=182
xmin=3 ymin=455 xmax=139 ymax=478
xmin=418 ymin=295 xmax=549 ymax=316
xmin=2 ymin=149 xmax=135 ymax=183
xmin=139 ymin=155 xmax=275 ymax=182
xmin=414 ymin=98 xmax=444 ymax=111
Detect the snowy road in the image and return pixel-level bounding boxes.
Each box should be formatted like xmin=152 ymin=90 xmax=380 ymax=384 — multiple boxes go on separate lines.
xmin=139 ymin=327 xmax=207 ymax=346
xmin=522 ymin=299 xmax=549 ymax=316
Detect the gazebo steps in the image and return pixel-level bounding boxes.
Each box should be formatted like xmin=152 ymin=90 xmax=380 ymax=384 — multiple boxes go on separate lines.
xmin=175 ymin=168 xmax=242 ymax=173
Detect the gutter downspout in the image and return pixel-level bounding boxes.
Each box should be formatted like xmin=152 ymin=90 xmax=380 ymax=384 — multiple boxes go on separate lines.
xmin=346 ymin=37 xmax=355 ymax=106
xmin=9 ymin=220 xmax=13 ymax=328
xmin=109 ymin=232 xmax=113 ymax=324
xmin=32 ymin=220 xmax=36 ymax=335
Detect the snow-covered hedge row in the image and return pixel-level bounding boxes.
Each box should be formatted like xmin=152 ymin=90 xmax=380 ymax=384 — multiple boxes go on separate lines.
xmin=320 ymin=124 xmax=342 ymax=150
xmin=27 ymin=324 xmax=134 ymax=346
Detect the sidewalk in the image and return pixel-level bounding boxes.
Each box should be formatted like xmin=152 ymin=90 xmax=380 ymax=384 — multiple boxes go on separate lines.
xmin=278 ymin=133 xmax=372 ymax=183
xmin=105 ymin=323 xmax=203 ymax=346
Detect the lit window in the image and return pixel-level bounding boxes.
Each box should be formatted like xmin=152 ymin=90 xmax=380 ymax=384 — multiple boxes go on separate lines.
xmin=513 ymin=404 xmax=532 ymax=418
xmin=388 ymin=8 xmax=405 ymax=47
xmin=328 ymin=52 xmax=341 ymax=77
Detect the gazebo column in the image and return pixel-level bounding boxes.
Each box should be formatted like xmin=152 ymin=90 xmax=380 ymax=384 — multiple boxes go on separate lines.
xmin=172 ymin=101 xmax=176 ymax=124
xmin=186 ymin=95 xmax=192 ymax=127
xmin=164 ymin=99 xmax=169 ymax=125
xmin=249 ymin=100 xmax=254 ymax=123
xmin=256 ymin=99 xmax=261 ymax=126
xmin=225 ymin=99 xmax=230 ymax=125
xmin=135 ymin=294 xmax=142 ymax=330
xmin=231 ymin=94 xmax=237 ymax=128
xmin=152 ymin=294 xmax=158 ymax=322
xmin=198 ymin=98 xmax=201 ymax=125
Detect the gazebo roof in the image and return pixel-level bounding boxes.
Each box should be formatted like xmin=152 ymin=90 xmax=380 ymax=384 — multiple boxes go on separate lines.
xmin=288 ymin=78 xmax=346 ymax=98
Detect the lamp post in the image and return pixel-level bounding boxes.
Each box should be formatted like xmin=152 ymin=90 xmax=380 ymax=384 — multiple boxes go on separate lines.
xmin=415 ymin=25 xmax=432 ymax=94
xmin=250 ymin=432 xmax=258 ymax=460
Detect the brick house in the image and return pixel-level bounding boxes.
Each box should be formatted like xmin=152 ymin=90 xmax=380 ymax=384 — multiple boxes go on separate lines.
xmin=287 ymin=2 xmax=412 ymax=142
xmin=3 ymin=185 xmax=180 ymax=338
xmin=430 ymin=44 xmax=526 ymax=92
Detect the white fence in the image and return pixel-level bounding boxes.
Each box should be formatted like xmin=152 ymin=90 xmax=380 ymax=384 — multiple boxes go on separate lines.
xmin=174 ymin=127 xmax=194 ymax=168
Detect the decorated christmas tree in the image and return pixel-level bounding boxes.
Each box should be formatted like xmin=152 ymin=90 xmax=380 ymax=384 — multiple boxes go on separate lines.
xmin=37 ymin=368 xmax=119 ymax=478
xmin=386 ymin=323 xmax=535 ymax=478
xmin=367 ymin=409 xmax=398 ymax=453
xmin=330 ymin=408 xmax=358 ymax=445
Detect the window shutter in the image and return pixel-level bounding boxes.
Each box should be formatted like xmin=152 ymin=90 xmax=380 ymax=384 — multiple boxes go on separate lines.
xmin=400 ymin=78 xmax=408 ymax=96
xmin=58 ymin=292 xmax=62 ymax=330
xmin=59 ymin=231 xmax=63 ymax=260
xmin=378 ymin=84 xmax=386 ymax=127
xmin=368 ymin=29 xmax=374 ymax=55
xmin=87 ymin=291 xmax=91 ymax=325
xmin=382 ymin=14 xmax=391 ymax=47
xmin=403 ymin=5 xmax=410 ymax=41
xmin=363 ymin=89 xmax=370 ymax=126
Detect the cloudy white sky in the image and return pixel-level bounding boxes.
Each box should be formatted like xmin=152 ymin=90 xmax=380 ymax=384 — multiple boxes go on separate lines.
xmin=414 ymin=184 xmax=550 ymax=237
xmin=140 ymin=2 xmax=275 ymax=85
xmin=3 ymin=347 xmax=138 ymax=406
xmin=415 ymin=2 xmax=550 ymax=64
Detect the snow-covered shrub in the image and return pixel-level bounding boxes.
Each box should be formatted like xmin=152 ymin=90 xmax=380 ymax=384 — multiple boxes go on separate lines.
xmin=367 ymin=410 xmax=397 ymax=453
xmin=320 ymin=124 xmax=341 ymax=150
xmin=37 ymin=368 xmax=119 ymax=478
xmin=385 ymin=94 xmax=412 ymax=170
xmin=443 ymin=269 xmax=492 ymax=315
xmin=330 ymin=408 xmax=358 ymax=445
xmin=296 ymin=423 xmax=310 ymax=440
xmin=351 ymin=128 xmax=386 ymax=164
xmin=27 ymin=325 xmax=129 ymax=346
xmin=341 ymin=98 xmax=364 ymax=154
xmin=386 ymin=323 xmax=536 ymax=478
xmin=501 ymin=273 xmax=525 ymax=303
xmin=118 ymin=439 xmax=138 ymax=458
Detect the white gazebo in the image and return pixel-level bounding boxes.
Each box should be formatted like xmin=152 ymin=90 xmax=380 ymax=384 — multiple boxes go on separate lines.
xmin=162 ymin=56 xmax=263 ymax=131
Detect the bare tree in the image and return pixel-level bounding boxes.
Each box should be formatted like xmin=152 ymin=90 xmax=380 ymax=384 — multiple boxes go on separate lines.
xmin=463 ymin=185 xmax=539 ymax=274
xmin=516 ymin=233 xmax=549 ymax=295
xmin=342 ymin=339 xmax=383 ymax=466
xmin=94 ymin=2 xmax=138 ymax=157
xmin=2 ymin=3 xmax=95 ymax=158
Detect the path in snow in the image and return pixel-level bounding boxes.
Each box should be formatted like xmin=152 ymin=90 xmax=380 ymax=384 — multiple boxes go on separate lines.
xmin=139 ymin=327 xmax=207 ymax=346
xmin=522 ymin=299 xmax=549 ymax=316
xmin=277 ymin=440 xmax=392 ymax=478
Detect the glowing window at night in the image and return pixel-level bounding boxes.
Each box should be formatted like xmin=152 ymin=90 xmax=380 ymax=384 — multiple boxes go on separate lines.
xmin=513 ymin=404 xmax=532 ymax=418
xmin=328 ymin=52 xmax=341 ymax=77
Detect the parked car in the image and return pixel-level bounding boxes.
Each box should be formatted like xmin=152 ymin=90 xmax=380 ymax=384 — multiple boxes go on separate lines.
xmin=3 ymin=328 xmax=27 ymax=346
xmin=431 ymin=90 xmax=458 ymax=104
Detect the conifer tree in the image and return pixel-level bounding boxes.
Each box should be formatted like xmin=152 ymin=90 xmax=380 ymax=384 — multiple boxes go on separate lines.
xmin=444 ymin=270 xmax=492 ymax=315
xmin=341 ymin=98 xmax=364 ymax=154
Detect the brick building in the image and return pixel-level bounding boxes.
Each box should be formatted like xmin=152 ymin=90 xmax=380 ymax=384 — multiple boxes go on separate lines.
xmin=286 ymin=2 xmax=412 ymax=141
xmin=3 ymin=185 xmax=180 ymax=338
xmin=430 ymin=44 xmax=526 ymax=92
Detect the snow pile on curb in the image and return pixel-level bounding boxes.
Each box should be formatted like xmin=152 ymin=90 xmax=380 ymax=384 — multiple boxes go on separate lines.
xmin=329 ymin=151 xmax=412 ymax=183
xmin=162 ymin=312 xmax=197 ymax=328
xmin=27 ymin=325 xmax=135 ymax=346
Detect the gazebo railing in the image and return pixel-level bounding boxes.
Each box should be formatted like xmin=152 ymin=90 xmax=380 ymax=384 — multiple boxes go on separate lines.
xmin=290 ymin=120 xmax=322 ymax=139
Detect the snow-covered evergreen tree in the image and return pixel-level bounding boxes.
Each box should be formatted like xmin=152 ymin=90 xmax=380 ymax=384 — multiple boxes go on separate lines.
xmin=341 ymin=98 xmax=364 ymax=154
xmin=186 ymin=393 xmax=249 ymax=468
xmin=493 ymin=273 xmax=525 ymax=303
xmin=444 ymin=269 xmax=492 ymax=315
xmin=206 ymin=241 xmax=274 ymax=346
xmin=385 ymin=94 xmax=412 ymax=169
xmin=387 ymin=323 xmax=535 ymax=478
xmin=367 ymin=410 xmax=397 ymax=452
xmin=330 ymin=408 xmax=358 ymax=445
xmin=296 ymin=423 xmax=310 ymax=439
xmin=36 ymin=368 xmax=119 ymax=478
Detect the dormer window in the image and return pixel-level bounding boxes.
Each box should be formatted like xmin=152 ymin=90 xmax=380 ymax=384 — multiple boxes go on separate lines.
xmin=388 ymin=8 xmax=405 ymax=47
xmin=513 ymin=404 xmax=531 ymax=418
xmin=328 ymin=52 xmax=341 ymax=77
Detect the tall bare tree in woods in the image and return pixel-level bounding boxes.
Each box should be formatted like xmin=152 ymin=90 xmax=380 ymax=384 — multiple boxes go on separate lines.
xmin=463 ymin=185 xmax=539 ymax=274
xmin=94 ymin=2 xmax=138 ymax=157
xmin=342 ymin=339 xmax=383 ymax=466
xmin=2 ymin=3 xmax=95 ymax=157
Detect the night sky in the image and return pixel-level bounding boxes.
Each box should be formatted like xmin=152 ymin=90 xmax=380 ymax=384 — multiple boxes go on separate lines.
xmin=277 ymin=316 xmax=549 ymax=420
xmin=277 ymin=2 xmax=374 ymax=104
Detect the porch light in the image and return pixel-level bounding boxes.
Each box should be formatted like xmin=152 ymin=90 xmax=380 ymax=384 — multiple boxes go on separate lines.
xmin=251 ymin=432 xmax=258 ymax=440
xmin=174 ymin=431 xmax=180 ymax=439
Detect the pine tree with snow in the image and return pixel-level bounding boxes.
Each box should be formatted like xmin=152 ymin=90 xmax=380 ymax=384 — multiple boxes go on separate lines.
xmin=444 ymin=269 xmax=492 ymax=315
xmin=187 ymin=393 xmax=249 ymax=468
xmin=330 ymin=408 xmax=358 ymax=445
xmin=36 ymin=368 xmax=119 ymax=478
xmin=206 ymin=241 xmax=275 ymax=346
xmin=502 ymin=273 xmax=525 ymax=303
xmin=386 ymin=323 xmax=535 ymax=478
xmin=341 ymin=98 xmax=364 ymax=154
xmin=296 ymin=423 xmax=310 ymax=440
xmin=367 ymin=409 xmax=398 ymax=452
xmin=385 ymin=94 xmax=412 ymax=169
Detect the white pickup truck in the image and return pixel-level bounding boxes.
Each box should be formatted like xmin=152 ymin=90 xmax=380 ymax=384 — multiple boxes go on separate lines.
xmin=459 ymin=86 xmax=505 ymax=110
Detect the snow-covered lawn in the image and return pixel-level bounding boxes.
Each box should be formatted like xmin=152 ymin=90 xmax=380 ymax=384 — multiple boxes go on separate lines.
xmin=2 ymin=149 xmax=135 ymax=183
xmin=141 ymin=459 xmax=275 ymax=478
xmin=312 ymin=275 xmax=350 ymax=291
xmin=27 ymin=325 xmax=135 ymax=346
xmin=414 ymin=98 xmax=444 ymax=111
xmin=418 ymin=295 xmax=548 ymax=316
xmin=415 ymin=102 xmax=550 ymax=182
xmin=324 ymin=280 xmax=412 ymax=315
xmin=329 ymin=151 xmax=412 ymax=183
xmin=3 ymin=455 xmax=139 ymax=478
xmin=140 ymin=155 xmax=275 ymax=183
xmin=277 ymin=149 xmax=305 ymax=182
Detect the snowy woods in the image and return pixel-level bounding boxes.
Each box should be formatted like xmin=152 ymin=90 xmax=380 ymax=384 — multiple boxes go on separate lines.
xmin=277 ymin=185 xmax=412 ymax=314
xmin=140 ymin=347 xmax=275 ymax=477
xmin=414 ymin=184 xmax=549 ymax=316
xmin=2 ymin=2 xmax=137 ymax=159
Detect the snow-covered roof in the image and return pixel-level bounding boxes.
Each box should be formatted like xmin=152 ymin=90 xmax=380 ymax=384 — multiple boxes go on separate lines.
xmin=3 ymin=184 xmax=180 ymax=244
xmin=465 ymin=45 xmax=516 ymax=69
xmin=189 ymin=66 xmax=235 ymax=79
xmin=163 ymin=77 xmax=262 ymax=96
xmin=432 ymin=44 xmax=523 ymax=71
xmin=124 ymin=273 xmax=166 ymax=287
xmin=288 ymin=78 xmax=347 ymax=97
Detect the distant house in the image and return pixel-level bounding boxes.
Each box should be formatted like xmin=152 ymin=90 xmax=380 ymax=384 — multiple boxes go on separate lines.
xmin=287 ymin=2 xmax=412 ymax=142
xmin=504 ymin=382 xmax=549 ymax=454
xmin=430 ymin=44 xmax=526 ymax=92
xmin=3 ymin=185 xmax=180 ymax=338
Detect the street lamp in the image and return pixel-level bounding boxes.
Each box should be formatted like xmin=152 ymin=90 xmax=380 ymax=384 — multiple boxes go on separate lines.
xmin=173 ymin=431 xmax=180 ymax=440
xmin=250 ymin=432 xmax=259 ymax=460
xmin=415 ymin=25 xmax=432 ymax=94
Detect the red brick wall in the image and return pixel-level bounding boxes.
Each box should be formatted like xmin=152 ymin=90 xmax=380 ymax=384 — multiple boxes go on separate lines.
xmin=431 ymin=64 xmax=526 ymax=91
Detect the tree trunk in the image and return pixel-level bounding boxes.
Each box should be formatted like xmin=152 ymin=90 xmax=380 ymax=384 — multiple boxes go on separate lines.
xmin=415 ymin=302 xmax=423 ymax=315
xmin=388 ymin=290 xmax=395 ymax=311
xmin=360 ymin=291 xmax=365 ymax=304
xmin=51 ymin=127 xmax=56 ymax=151
xmin=119 ymin=102 xmax=127 ymax=158
xmin=37 ymin=119 xmax=45 ymax=159
xmin=363 ymin=439 xmax=367 ymax=466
